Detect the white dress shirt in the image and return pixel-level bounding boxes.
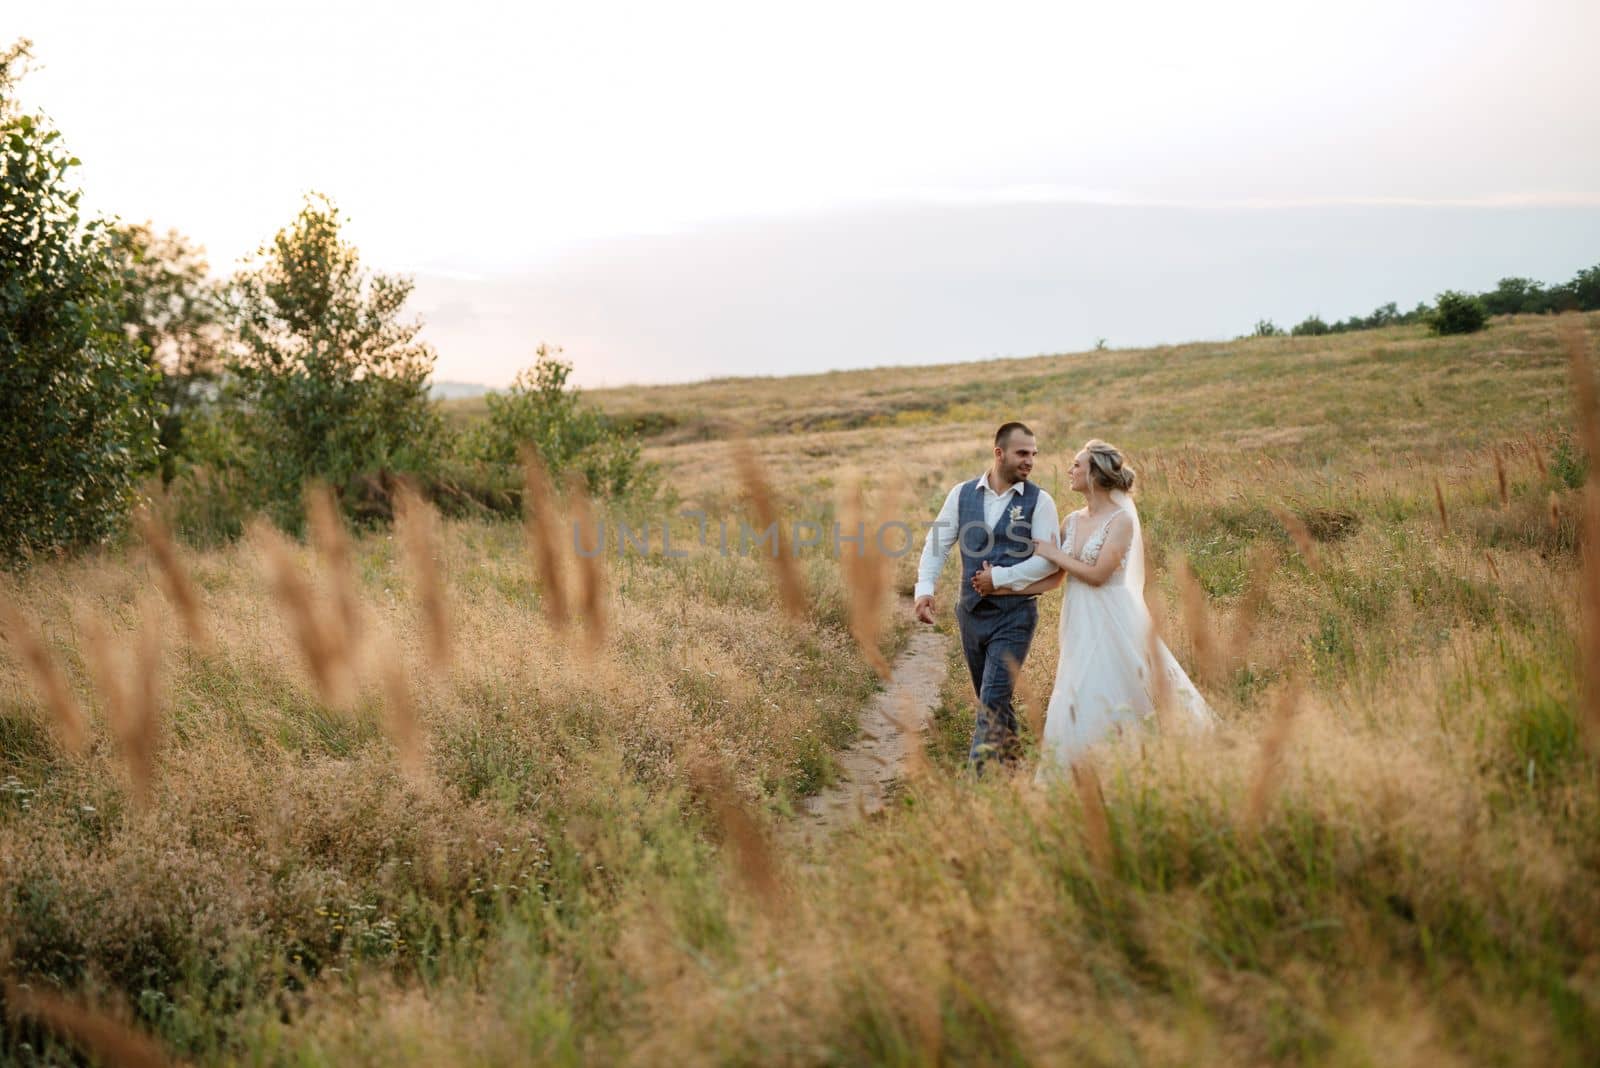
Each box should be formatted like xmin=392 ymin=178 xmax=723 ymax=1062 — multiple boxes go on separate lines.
xmin=914 ymin=472 xmax=1061 ymax=600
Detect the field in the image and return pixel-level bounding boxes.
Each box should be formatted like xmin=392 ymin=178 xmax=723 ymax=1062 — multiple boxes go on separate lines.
xmin=3 ymin=312 xmax=1599 ymax=1065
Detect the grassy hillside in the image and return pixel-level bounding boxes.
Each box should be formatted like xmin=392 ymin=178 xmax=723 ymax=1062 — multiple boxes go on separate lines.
xmin=4 ymin=312 xmax=1599 ymax=1065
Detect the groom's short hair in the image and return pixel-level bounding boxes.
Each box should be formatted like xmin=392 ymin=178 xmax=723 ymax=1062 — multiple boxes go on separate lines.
xmin=995 ymin=421 xmax=1034 ymax=447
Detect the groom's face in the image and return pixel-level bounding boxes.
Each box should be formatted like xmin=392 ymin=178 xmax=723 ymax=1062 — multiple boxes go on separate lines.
xmin=995 ymin=432 xmax=1037 ymax=483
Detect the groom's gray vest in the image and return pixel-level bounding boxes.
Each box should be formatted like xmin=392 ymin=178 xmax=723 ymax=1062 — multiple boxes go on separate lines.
xmin=957 ymin=477 xmax=1042 ymax=613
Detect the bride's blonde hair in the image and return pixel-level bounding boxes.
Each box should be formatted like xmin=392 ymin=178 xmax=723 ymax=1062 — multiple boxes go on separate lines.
xmin=1082 ymin=439 xmax=1135 ymax=493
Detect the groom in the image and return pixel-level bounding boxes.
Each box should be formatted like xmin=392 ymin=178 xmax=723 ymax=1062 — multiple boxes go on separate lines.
xmin=912 ymin=422 xmax=1061 ymax=770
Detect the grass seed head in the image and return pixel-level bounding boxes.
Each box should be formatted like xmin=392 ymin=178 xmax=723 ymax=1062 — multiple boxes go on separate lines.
xmin=396 ymin=484 xmax=451 ymax=671
xmin=4 ymin=982 xmax=173 ymax=1068
xmin=0 ymin=594 xmax=88 ymax=755
xmin=251 ymin=521 xmax=353 ymax=708
xmin=688 ymin=750 xmax=786 ymax=914
xmin=1243 ymin=679 xmax=1303 ymax=833
xmin=306 ymin=483 xmax=363 ymax=661
xmin=520 ymin=447 xmax=569 ymax=628
xmin=564 ymin=471 xmax=609 ymax=655
xmin=1070 ymin=761 xmax=1113 ymax=875
xmin=134 ymin=506 xmax=209 ymax=652
xmin=732 ymin=442 xmax=808 ymax=621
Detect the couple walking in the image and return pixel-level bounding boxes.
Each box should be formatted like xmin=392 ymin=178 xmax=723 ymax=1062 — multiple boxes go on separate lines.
xmin=912 ymin=422 xmax=1212 ymax=773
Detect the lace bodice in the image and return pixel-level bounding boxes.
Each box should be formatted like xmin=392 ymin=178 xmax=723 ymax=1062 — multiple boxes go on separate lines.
xmin=1065 ymin=509 xmax=1129 ymax=570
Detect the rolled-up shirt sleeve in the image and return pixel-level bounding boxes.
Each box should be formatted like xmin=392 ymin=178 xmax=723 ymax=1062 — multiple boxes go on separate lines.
xmin=913 ymin=484 xmax=963 ymax=599
xmin=989 ymin=490 xmax=1061 ymax=590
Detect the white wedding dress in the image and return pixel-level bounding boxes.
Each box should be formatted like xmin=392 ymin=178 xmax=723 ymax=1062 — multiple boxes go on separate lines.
xmin=1037 ymin=490 xmax=1213 ymax=776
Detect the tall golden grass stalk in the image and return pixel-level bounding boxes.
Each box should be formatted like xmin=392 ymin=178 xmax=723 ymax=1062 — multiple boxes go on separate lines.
xmin=520 ymin=447 xmax=569 ymax=628
xmin=1070 ymin=762 xmax=1113 ymax=875
xmin=732 ymin=445 xmax=808 ymax=621
xmin=1433 ymin=478 xmax=1450 ymax=534
xmin=1176 ymin=557 xmax=1223 ymax=688
xmin=395 ymin=486 xmax=451 ymax=671
xmin=1228 ymin=544 xmax=1275 ymax=668
xmin=251 ymin=522 xmax=352 ymax=708
xmin=378 ymin=635 xmax=425 ymax=783
xmin=1144 ymin=589 xmax=1175 ymax=733
xmin=840 ymin=481 xmax=893 ymax=679
xmin=82 ymin=606 xmax=163 ymax=808
xmin=1271 ymin=506 xmax=1318 ymax=568
xmin=565 ymin=472 xmax=608 ymax=654
xmin=306 ymin=484 xmax=363 ymax=662
xmin=1483 ymin=551 xmax=1502 ymax=583
xmin=1004 ymin=652 xmax=1046 ymax=743
xmin=892 ymin=689 xmax=929 ymax=778
xmin=1526 ymin=432 xmax=1548 ymax=477
xmin=3 ymin=982 xmax=172 ymax=1068
xmin=1492 ymin=447 xmax=1509 ymax=509
xmin=133 ymin=506 xmax=209 ymax=651
xmin=1562 ymin=322 xmax=1600 ymax=754
xmin=0 ymin=595 xmax=88 ymax=755
xmin=1243 ymin=679 xmax=1302 ymax=832
xmin=688 ymin=752 xmax=785 ymax=913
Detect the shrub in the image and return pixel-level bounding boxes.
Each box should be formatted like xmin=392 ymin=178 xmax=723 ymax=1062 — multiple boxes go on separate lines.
xmin=460 ymin=345 xmax=651 ymax=499
xmin=1291 ymin=315 xmax=1330 ymax=337
xmin=0 ymin=40 xmax=161 ymax=565
xmin=1251 ymin=319 xmax=1283 ymax=338
xmin=1427 ymin=290 xmax=1488 ymax=336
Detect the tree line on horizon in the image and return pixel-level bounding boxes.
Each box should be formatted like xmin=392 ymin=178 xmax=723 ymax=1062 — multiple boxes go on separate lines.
xmin=1250 ymin=264 xmax=1600 ymax=340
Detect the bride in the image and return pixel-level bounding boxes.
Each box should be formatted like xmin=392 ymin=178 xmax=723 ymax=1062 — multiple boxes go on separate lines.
xmin=980 ymin=439 xmax=1213 ymax=772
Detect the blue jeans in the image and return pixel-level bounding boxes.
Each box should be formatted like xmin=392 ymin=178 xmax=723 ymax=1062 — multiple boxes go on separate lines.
xmin=956 ymin=598 xmax=1038 ymax=771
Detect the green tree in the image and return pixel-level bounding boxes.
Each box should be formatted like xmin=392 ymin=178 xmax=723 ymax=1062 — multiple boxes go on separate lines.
xmin=462 ymin=344 xmax=648 ymax=498
xmin=109 ymin=221 xmax=230 ymax=482
xmin=1427 ymin=290 xmax=1488 ymax=336
xmin=1251 ymin=319 xmax=1283 ymax=337
xmin=1291 ymin=315 xmax=1330 ymax=337
xmin=226 ymin=192 xmax=443 ymax=526
xmin=1570 ymin=264 xmax=1600 ymax=311
xmin=1481 ymin=277 xmax=1543 ymax=317
xmin=0 ymin=39 xmax=160 ymax=564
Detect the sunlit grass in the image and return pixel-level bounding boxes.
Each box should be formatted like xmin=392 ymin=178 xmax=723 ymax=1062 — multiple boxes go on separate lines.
xmin=4 ymin=312 xmax=1599 ymax=1064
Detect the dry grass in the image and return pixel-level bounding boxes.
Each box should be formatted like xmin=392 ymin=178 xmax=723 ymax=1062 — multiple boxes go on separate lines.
xmin=688 ymin=749 xmax=786 ymax=914
xmin=519 ymin=448 xmax=569 ymax=628
xmin=731 ymin=443 xmax=808 ymax=620
xmin=395 ymin=485 xmax=451 ymax=671
xmin=839 ymin=481 xmax=895 ymax=679
xmin=1564 ymin=324 xmax=1600 ymax=755
xmin=4 ymin=981 xmax=172 ymax=1068
xmin=1176 ymin=555 xmax=1223 ymax=688
xmin=1069 ymin=761 xmax=1113 ymax=875
xmin=1273 ymin=505 xmax=1319 ymax=568
xmin=565 ymin=472 xmax=608 ymax=655
xmin=1241 ymin=679 xmax=1302 ymax=833
xmin=5 ymin=311 xmax=1600 ymax=1065
xmin=251 ymin=520 xmax=353 ymax=709
xmin=306 ymin=484 xmax=363 ymax=664
xmin=0 ymin=594 xmax=87 ymax=754
xmin=133 ymin=507 xmax=208 ymax=652
xmin=80 ymin=603 xmax=163 ymax=808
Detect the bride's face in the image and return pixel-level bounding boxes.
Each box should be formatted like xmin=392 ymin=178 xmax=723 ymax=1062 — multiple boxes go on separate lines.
xmin=1069 ymin=451 xmax=1090 ymax=492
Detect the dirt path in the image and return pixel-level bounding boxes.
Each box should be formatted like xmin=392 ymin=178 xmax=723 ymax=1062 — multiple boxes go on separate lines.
xmin=793 ymin=612 xmax=951 ymax=841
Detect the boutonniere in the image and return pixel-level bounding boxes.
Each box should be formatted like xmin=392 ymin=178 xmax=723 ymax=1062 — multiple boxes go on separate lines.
xmin=1009 ymin=505 xmax=1024 ymax=523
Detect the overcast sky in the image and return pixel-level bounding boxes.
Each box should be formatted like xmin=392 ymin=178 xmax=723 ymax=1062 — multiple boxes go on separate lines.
xmin=12 ymin=0 xmax=1600 ymax=384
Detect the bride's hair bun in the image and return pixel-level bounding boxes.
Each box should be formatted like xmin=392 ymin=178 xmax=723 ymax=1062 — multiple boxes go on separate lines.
xmin=1083 ymin=439 xmax=1135 ymax=493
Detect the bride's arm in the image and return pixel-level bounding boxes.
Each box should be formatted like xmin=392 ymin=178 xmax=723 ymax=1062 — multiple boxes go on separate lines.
xmin=1034 ymin=514 xmax=1135 ymax=588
